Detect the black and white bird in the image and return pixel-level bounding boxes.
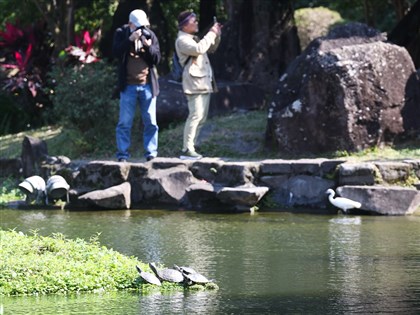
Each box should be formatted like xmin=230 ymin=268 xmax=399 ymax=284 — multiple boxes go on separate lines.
xmin=326 ymin=188 xmax=362 ymax=214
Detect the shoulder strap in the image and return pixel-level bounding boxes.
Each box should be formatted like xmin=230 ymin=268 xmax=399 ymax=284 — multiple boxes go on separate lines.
xmin=184 ymin=55 xmax=191 ymax=67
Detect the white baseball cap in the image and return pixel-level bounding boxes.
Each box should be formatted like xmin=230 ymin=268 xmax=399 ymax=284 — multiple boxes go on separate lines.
xmin=129 ymin=9 xmax=150 ymax=27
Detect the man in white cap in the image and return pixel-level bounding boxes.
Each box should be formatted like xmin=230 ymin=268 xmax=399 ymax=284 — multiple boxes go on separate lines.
xmin=113 ymin=9 xmax=161 ymax=162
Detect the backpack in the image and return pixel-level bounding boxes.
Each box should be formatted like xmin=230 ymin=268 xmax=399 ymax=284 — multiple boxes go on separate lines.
xmin=170 ymin=52 xmax=190 ymax=82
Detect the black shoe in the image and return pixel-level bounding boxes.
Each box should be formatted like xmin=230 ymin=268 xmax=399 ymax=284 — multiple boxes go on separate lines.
xmin=146 ymin=156 xmax=155 ymax=161
xmin=118 ymin=158 xmax=127 ymax=163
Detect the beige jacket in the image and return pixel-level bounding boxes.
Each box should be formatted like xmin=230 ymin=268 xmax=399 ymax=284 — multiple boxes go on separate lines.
xmin=175 ymin=30 xmax=221 ymax=94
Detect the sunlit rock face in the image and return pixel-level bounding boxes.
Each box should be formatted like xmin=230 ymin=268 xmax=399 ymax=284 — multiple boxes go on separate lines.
xmin=266 ymin=22 xmax=418 ymax=154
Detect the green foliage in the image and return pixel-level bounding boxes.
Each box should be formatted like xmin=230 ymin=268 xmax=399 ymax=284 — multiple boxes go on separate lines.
xmin=295 ymin=7 xmax=344 ymax=49
xmin=0 ymin=0 xmax=40 ymax=27
xmin=160 ymin=0 xmax=200 ymax=42
xmin=74 ymin=0 xmax=118 ymax=33
xmin=294 ymin=0 xmax=417 ymax=32
xmin=47 ymin=61 xmax=119 ymax=156
xmin=0 ymin=229 xmax=138 ymax=295
xmin=0 ymin=229 xmax=218 ymax=296
xmin=0 ymin=178 xmax=24 ymax=206
xmin=0 ymin=20 xmax=53 ymax=134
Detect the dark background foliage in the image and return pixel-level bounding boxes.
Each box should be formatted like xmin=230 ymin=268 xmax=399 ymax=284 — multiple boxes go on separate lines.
xmin=0 ymin=0 xmax=418 ymax=137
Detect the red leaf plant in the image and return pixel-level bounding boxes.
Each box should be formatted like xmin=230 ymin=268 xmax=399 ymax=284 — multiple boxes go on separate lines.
xmin=66 ymin=29 xmax=100 ymax=64
xmin=0 ymin=21 xmax=48 ymax=98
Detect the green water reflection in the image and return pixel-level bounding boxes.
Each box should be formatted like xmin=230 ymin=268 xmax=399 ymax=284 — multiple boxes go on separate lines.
xmin=2 ymin=209 xmax=420 ymax=314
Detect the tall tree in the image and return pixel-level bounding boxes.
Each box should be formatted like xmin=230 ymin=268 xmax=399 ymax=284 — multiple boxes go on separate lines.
xmin=210 ymin=0 xmax=300 ymax=94
xmin=31 ymin=0 xmax=75 ymax=55
xmin=388 ymin=0 xmax=420 ymax=68
xmin=199 ymin=0 xmax=217 ymax=34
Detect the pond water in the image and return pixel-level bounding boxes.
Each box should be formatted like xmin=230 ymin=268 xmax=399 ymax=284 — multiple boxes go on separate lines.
xmin=2 ymin=208 xmax=420 ymax=314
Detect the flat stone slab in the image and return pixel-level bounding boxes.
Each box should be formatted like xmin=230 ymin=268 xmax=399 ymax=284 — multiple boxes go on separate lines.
xmin=217 ymin=185 xmax=269 ymax=208
xmin=78 ymin=182 xmax=131 ymax=210
xmin=337 ymin=185 xmax=420 ymax=215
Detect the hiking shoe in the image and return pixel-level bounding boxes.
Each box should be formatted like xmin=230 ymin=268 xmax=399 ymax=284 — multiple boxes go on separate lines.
xmin=146 ymin=155 xmax=155 ymax=162
xmin=179 ymin=150 xmax=202 ymax=160
xmin=118 ymin=158 xmax=127 ymax=163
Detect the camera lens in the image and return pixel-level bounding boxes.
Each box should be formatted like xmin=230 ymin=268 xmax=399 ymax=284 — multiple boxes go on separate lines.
xmin=142 ymin=28 xmax=152 ymax=39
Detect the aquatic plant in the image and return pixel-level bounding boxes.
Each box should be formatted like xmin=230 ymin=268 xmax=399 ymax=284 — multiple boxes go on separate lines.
xmin=0 ymin=230 xmax=218 ymax=296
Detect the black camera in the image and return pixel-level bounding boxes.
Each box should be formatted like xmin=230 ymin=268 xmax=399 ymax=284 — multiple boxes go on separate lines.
xmin=136 ymin=26 xmax=152 ymax=40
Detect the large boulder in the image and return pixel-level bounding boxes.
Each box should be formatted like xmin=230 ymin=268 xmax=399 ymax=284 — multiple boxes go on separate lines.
xmin=266 ymin=22 xmax=417 ymax=154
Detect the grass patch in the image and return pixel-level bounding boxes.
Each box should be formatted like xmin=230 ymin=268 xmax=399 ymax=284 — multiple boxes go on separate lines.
xmin=1 ymin=110 xmax=419 ymax=161
xmin=0 ymin=230 xmax=218 ymax=296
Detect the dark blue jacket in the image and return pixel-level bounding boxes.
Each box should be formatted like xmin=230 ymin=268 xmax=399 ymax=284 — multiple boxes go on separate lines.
xmin=112 ymin=25 xmax=161 ymax=97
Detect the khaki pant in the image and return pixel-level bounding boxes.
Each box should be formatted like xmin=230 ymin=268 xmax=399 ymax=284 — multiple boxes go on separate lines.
xmin=183 ymin=93 xmax=210 ymax=152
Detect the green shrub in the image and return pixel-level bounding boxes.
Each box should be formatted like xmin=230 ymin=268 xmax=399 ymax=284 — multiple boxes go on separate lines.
xmin=47 ymin=62 xmax=119 ymax=152
xmin=294 ymin=7 xmax=344 ymax=50
xmin=0 ymin=178 xmax=24 ymax=207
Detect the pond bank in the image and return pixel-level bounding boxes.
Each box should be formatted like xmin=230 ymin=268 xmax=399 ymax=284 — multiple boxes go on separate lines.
xmin=43 ymin=157 xmax=420 ymax=215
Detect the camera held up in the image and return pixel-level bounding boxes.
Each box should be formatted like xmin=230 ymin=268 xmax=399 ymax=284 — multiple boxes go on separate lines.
xmin=137 ymin=26 xmax=152 ymax=40
xmin=134 ymin=26 xmax=152 ymax=53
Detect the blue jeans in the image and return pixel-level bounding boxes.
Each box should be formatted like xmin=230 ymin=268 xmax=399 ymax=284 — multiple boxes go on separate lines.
xmin=116 ymin=84 xmax=158 ymax=160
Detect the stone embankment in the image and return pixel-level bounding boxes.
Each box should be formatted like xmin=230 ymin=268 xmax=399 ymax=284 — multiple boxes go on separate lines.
xmin=53 ymin=157 xmax=420 ymax=215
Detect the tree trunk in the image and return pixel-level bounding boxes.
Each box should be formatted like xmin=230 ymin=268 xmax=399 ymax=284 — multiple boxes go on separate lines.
xmin=149 ymin=0 xmax=171 ymax=74
xmin=31 ymin=0 xmax=75 ymax=57
xmin=392 ymin=0 xmax=410 ymax=20
xmin=389 ymin=0 xmax=420 ymax=68
xmin=210 ymin=0 xmax=300 ymax=94
xmin=363 ymin=0 xmax=375 ymax=27
xmin=199 ymin=0 xmax=217 ymax=35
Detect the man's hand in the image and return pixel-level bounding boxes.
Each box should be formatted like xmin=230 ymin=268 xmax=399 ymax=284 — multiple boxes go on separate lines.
xmin=129 ymin=29 xmax=142 ymax=41
xmin=142 ymin=38 xmax=152 ymax=47
xmin=210 ymin=23 xmax=222 ymax=36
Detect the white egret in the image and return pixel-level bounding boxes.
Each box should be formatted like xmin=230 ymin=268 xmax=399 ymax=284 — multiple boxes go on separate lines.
xmin=326 ymin=188 xmax=362 ymax=214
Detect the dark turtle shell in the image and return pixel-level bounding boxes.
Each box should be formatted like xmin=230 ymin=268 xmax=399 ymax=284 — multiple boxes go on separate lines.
xmin=184 ymin=272 xmax=210 ymax=284
xmin=149 ymin=262 xmax=184 ymax=283
xmin=136 ymin=265 xmax=162 ymax=286
xmin=173 ymin=264 xmax=197 ymax=275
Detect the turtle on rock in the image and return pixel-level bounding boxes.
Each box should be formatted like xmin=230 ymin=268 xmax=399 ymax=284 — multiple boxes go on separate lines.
xmin=136 ymin=265 xmax=162 ymax=286
xmin=173 ymin=264 xmax=197 ymax=275
xmin=174 ymin=264 xmax=212 ymax=285
xmin=149 ymin=262 xmax=184 ymax=283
